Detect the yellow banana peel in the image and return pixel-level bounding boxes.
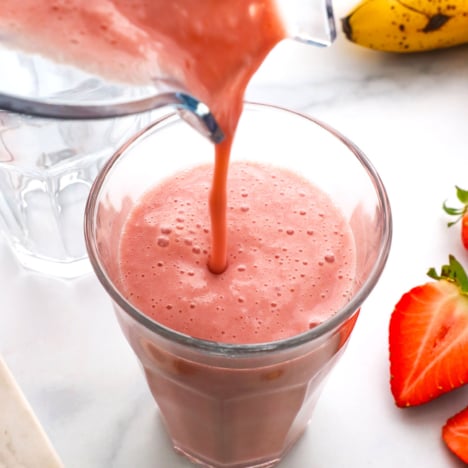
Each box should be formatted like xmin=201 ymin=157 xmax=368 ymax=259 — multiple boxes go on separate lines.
xmin=342 ymin=0 xmax=468 ymax=52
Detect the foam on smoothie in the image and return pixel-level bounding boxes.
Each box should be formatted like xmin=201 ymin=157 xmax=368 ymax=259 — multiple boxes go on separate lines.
xmin=119 ymin=162 xmax=356 ymax=344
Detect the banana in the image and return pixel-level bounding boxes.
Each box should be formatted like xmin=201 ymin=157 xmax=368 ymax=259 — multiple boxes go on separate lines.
xmin=342 ymin=0 xmax=468 ymax=52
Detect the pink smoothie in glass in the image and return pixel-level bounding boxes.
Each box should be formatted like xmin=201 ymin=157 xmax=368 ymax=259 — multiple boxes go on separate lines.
xmin=116 ymin=160 xmax=358 ymax=465
xmin=119 ymin=161 xmax=356 ymax=344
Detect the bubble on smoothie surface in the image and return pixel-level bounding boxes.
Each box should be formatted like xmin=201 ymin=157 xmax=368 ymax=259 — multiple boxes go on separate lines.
xmin=118 ymin=161 xmax=357 ymax=344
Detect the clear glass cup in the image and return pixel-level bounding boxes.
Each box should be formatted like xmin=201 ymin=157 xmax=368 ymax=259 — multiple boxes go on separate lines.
xmin=0 ymin=111 xmax=151 ymax=278
xmin=84 ymin=103 xmax=392 ymax=468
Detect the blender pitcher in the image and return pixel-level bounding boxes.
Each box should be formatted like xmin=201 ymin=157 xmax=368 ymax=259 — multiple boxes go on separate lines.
xmin=0 ymin=0 xmax=335 ymax=279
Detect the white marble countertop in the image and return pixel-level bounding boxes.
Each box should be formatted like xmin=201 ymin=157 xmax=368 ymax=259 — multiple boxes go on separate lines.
xmin=2 ymin=5 xmax=468 ymax=467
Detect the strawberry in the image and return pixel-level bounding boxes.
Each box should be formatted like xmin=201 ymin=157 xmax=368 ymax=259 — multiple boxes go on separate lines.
xmin=442 ymin=405 xmax=468 ymax=463
xmin=389 ymin=255 xmax=468 ymax=407
xmin=443 ymin=186 xmax=468 ymax=250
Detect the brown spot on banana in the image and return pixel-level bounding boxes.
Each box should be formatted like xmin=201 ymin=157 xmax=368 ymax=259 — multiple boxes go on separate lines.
xmin=421 ymin=13 xmax=450 ymax=32
xmin=341 ymin=0 xmax=468 ymax=53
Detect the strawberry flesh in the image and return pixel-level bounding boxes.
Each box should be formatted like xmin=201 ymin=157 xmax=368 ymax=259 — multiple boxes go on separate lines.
xmin=442 ymin=405 xmax=468 ymax=463
xmin=462 ymin=213 xmax=468 ymax=250
xmin=389 ymin=255 xmax=468 ymax=407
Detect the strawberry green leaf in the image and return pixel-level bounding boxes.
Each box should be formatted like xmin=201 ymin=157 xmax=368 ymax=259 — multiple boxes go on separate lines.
xmin=427 ymin=255 xmax=468 ymax=294
xmin=447 ymin=219 xmax=462 ymax=228
xmin=443 ymin=187 xmax=468 ymax=227
xmin=456 ymin=186 xmax=468 ymax=205
xmin=442 ymin=203 xmax=464 ymax=217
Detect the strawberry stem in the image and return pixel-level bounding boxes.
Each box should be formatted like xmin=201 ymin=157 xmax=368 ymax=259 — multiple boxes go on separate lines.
xmin=427 ymin=255 xmax=468 ymax=293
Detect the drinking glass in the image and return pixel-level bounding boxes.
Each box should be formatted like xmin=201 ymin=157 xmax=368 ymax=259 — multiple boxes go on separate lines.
xmin=84 ymin=103 xmax=392 ymax=468
xmin=0 ymin=49 xmax=219 ymax=278
xmin=0 ymin=110 xmax=150 ymax=278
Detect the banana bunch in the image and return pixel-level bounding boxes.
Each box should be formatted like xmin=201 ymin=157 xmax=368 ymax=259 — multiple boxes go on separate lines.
xmin=342 ymin=0 xmax=468 ymax=52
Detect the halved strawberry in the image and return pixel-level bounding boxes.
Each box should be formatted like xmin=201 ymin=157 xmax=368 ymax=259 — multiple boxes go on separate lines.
xmin=389 ymin=255 xmax=468 ymax=407
xmin=442 ymin=405 xmax=468 ymax=463
xmin=443 ymin=186 xmax=468 ymax=250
